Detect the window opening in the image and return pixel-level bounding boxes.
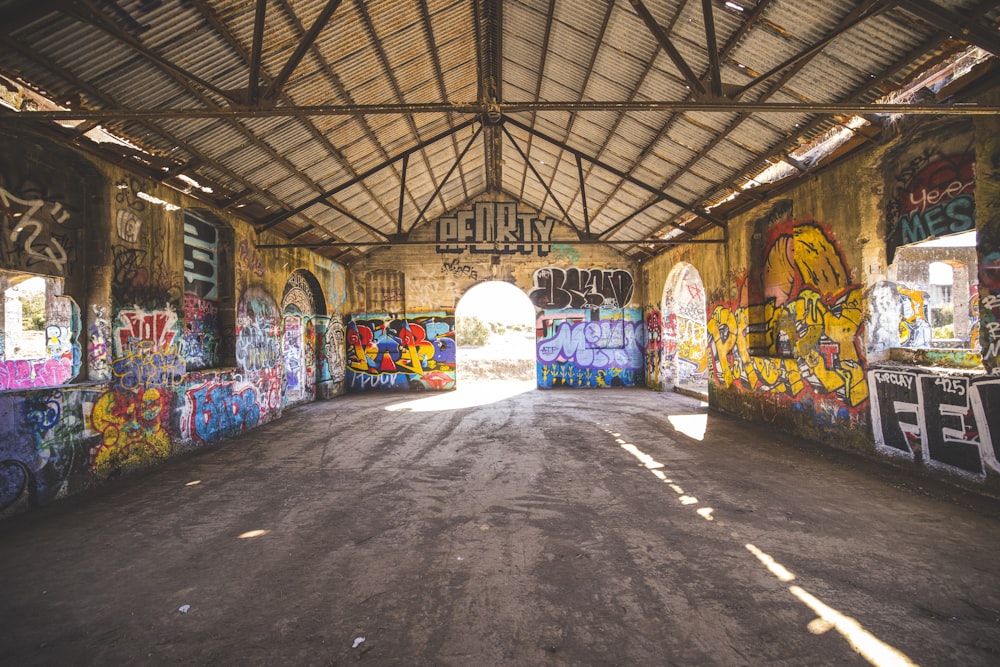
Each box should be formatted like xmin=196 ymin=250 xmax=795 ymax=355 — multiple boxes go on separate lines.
xmin=1 ymin=270 xmax=79 ymax=389
xmin=182 ymin=210 xmax=221 ymax=370
xmin=891 ymin=230 xmax=977 ymax=351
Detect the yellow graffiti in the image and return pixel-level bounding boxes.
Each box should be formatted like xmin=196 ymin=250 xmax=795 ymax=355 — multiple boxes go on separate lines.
xmin=676 ymin=317 xmax=708 ymax=375
xmin=708 ymin=222 xmax=868 ymax=409
xmin=898 ymin=286 xmax=930 ymax=346
xmin=708 ymin=306 xmax=737 ymax=386
xmin=90 ymin=388 xmax=171 ymax=477
xmin=711 ymin=287 xmax=866 ymax=406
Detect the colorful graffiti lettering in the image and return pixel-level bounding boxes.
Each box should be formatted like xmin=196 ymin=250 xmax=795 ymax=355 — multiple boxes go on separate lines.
xmin=437 ymin=201 xmax=556 ymax=255
xmin=111 ymin=307 xmax=185 ymax=390
xmin=869 ymin=370 xmax=1000 ymax=478
xmin=536 ymin=309 xmax=646 ymax=388
xmin=346 ymin=314 xmax=456 ymax=391
xmin=980 ymin=293 xmax=1000 ymax=363
xmin=185 ymin=381 xmax=261 ymax=444
xmin=529 ymin=267 xmax=634 ymax=311
xmin=90 ymin=388 xmax=171 ymax=477
xmin=896 ymin=154 xmax=975 ymax=246
xmin=236 ymin=286 xmax=281 ymax=374
xmin=89 ymin=304 xmax=111 ymax=381
xmin=708 ymin=221 xmax=867 ymax=415
xmin=0 ymin=357 xmax=74 ymax=390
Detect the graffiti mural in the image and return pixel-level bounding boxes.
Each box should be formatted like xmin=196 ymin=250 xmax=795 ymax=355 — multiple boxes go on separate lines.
xmin=182 ymin=293 xmax=219 ymax=371
xmin=662 ymin=263 xmax=708 ymax=387
xmin=708 ymin=221 xmax=868 ymax=419
xmin=89 ymin=304 xmax=111 ymax=381
xmin=529 ymin=267 xmax=634 ymax=311
xmin=0 ymin=388 xmax=92 ymax=512
xmin=887 ymin=151 xmax=975 ymax=257
xmin=645 ymin=309 xmax=663 ymax=388
xmin=235 ymin=286 xmax=281 ymax=374
xmin=0 ymin=185 xmax=77 ymax=277
xmin=346 ymin=314 xmax=456 ymax=391
xmin=437 ymin=201 xmax=556 ymax=255
xmin=323 ymin=313 xmax=346 ymax=383
xmin=283 ymin=313 xmax=305 ymax=401
xmin=89 ymin=387 xmax=171 ymax=477
xmin=898 ymin=286 xmax=932 ymax=347
xmin=536 ymin=309 xmax=646 ymax=388
xmin=184 ymin=380 xmax=261 ymax=445
xmin=869 ymin=369 xmax=1000 ymax=478
xmin=111 ymin=307 xmax=185 ymax=390
xmin=0 ymin=297 xmax=81 ymax=391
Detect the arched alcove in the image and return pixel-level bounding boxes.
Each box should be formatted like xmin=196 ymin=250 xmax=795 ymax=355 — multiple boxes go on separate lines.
xmin=661 ymin=263 xmax=708 ymax=396
xmin=281 ymin=269 xmax=326 ymax=406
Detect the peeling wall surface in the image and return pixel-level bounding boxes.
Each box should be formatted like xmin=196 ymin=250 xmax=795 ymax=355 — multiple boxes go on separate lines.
xmin=1 ymin=132 xmax=349 ymax=516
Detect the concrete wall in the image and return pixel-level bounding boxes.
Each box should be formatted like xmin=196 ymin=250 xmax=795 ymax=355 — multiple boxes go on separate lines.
xmin=348 ymin=197 xmax=643 ymax=390
xmin=641 ymin=107 xmax=1000 ymax=490
xmin=0 ymin=129 xmax=350 ymax=517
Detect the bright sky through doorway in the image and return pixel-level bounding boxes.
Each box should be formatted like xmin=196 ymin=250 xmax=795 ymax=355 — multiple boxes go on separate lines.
xmin=456 ymin=281 xmax=535 ymax=325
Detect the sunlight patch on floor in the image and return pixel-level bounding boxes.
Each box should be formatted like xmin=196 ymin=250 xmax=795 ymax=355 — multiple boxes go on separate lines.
xmin=606 ymin=428 xmax=919 ymax=667
xmin=667 ymin=413 xmax=707 ymax=440
xmin=385 ymin=380 xmax=535 ymax=412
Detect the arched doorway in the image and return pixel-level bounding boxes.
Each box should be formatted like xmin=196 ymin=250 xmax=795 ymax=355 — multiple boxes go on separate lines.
xmin=455 ymin=281 xmax=535 ymax=385
xmin=281 ymin=270 xmax=326 ymax=407
xmin=662 ymin=263 xmax=709 ymax=396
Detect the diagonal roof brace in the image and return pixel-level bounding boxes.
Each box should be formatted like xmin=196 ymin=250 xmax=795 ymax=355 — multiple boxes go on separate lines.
xmin=628 ymin=0 xmax=707 ymax=98
xmin=505 ymin=117 xmax=728 ymax=229
xmin=257 ymin=118 xmax=477 ymax=231
xmin=263 ymin=0 xmax=343 ymax=102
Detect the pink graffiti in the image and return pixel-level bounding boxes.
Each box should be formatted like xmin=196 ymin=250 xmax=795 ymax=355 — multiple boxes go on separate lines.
xmin=116 ymin=308 xmax=178 ymax=354
xmin=0 ymin=357 xmax=73 ymax=390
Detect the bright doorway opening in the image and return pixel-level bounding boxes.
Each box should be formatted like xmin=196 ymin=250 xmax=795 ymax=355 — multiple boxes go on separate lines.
xmin=456 ymin=281 xmax=535 ymax=385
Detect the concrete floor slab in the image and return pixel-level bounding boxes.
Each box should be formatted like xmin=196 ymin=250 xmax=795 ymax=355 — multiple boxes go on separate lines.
xmin=2 ymin=383 xmax=1000 ymax=666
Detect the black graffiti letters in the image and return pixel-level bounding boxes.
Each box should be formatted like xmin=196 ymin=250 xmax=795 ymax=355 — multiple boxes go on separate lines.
xmin=529 ymin=267 xmax=635 ymax=311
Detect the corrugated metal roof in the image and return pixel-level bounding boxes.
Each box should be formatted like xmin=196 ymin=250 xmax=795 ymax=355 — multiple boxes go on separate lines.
xmin=1 ymin=0 xmax=994 ymax=261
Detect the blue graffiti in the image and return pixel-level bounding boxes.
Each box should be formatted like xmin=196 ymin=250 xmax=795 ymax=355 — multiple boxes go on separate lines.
xmin=187 ymin=382 xmax=261 ymax=444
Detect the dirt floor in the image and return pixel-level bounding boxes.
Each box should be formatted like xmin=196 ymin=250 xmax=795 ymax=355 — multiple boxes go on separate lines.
xmin=2 ymin=384 xmax=1000 ymax=666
